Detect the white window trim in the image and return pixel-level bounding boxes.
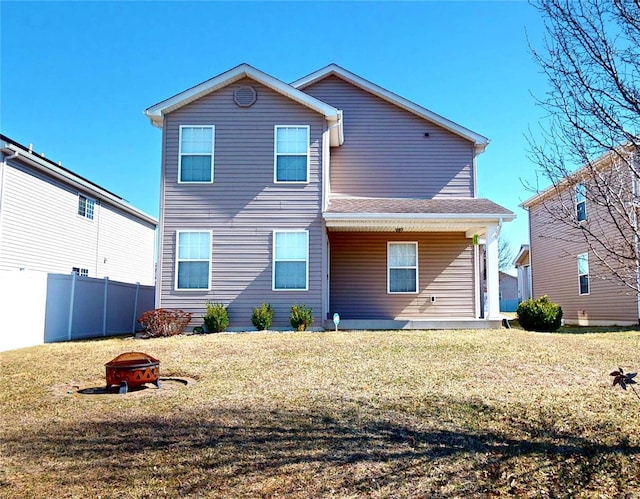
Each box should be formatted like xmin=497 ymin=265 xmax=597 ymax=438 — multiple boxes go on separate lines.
xmin=577 ymin=252 xmax=590 ymax=296
xmin=178 ymin=125 xmax=215 ymax=184
xmin=387 ymin=241 xmax=419 ymax=294
xmin=273 ymin=125 xmax=310 ymax=184
xmin=576 ymin=183 xmax=587 ymax=222
xmin=174 ymin=230 xmax=212 ymax=291
xmin=272 ymin=229 xmax=309 ymax=291
xmin=77 ymin=194 xmax=95 ymax=220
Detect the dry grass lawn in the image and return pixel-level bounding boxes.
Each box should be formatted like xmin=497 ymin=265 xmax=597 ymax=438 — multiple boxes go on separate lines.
xmin=1 ymin=328 xmax=639 ymax=498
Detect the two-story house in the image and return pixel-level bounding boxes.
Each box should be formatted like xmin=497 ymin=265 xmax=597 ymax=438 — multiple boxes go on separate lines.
xmin=522 ymin=151 xmax=639 ymax=326
xmin=0 ymin=135 xmax=157 ymax=285
xmin=145 ymin=64 xmax=514 ymax=329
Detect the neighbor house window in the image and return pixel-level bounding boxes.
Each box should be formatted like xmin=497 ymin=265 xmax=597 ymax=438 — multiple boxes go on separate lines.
xmin=578 ymin=252 xmax=590 ymax=295
xmin=179 ymin=126 xmax=214 ymax=183
xmin=72 ymin=267 xmax=88 ymax=277
xmin=78 ymin=195 xmax=94 ymax=219
xmin=388 ymin=242 xmax=418 ymax=293
xmin=176 ymin=231 xmax=211 ymax=290
xmin=576 ymin=183 xmax=587 ymax=222
xmin=274 ymin=126 xmax=309 ymax=182
xmin=273 ymin=230 xmax=308 ymax=290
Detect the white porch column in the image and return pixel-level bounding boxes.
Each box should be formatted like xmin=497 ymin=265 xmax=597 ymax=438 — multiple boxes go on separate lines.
xmin=485 ymin=223 xmax=500 ymax=320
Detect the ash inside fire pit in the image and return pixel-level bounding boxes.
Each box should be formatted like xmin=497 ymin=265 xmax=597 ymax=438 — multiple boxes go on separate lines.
xmin=105 ymin=352 xmax=160 ymax=394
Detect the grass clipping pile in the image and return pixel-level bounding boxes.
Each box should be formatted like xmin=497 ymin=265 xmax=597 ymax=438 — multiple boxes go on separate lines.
xmin=1 ymin=328 xmax=639 ymax=497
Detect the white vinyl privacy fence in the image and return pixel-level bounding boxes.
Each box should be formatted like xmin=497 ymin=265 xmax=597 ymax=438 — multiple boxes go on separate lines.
xmin=0 ymin=270 xmax=154 ymax=351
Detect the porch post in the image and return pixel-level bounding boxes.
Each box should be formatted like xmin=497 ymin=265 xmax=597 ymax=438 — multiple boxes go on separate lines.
xmin=485 ymin=223 xmax=500 ymax=320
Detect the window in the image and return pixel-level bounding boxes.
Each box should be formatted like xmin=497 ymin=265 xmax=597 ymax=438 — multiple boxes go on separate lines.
xmin=388 ymin=242 xmax=418 ymax=293
xmin=176 ymin=231 xmax=211 ymax=290
xmin=578 ymin=252 xmax=590 ymax=295
xmin=273 ymin=231 xmax=308 ymax=290
xmin=179 ymin=126 xmax=214 ymax=183
xmin=576 ymin=183 xmax=587 ymax=222
xmin=72 ymin=267 xmax=88 ymax=277
xmin=78 ymin=195 xmax=94 ymax=219
xmin=274 ymin=126 xmax=309 ymax=182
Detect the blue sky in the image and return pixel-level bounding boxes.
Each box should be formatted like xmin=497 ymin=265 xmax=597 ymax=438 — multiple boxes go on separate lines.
xmin=1 ymin=1 xmax=550 ymax=253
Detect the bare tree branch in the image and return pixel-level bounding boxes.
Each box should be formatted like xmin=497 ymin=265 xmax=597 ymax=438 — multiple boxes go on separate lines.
xmin=527 ymin=0 xmax=640 ymax=294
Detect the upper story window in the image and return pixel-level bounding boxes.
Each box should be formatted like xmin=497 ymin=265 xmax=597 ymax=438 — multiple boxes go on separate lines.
xmin=576 ymin=183 xmax=587 ymax=222
xmin=273 ymin=230 xmax=308 ymax=290
xmin=179 ymin=126 xmax=214 ymax=183
xmin=274 ymin=126 xmax=309 ymax=183
xmin=176 ymin=231 xmax=211 ymax=290
xmin=78 ymin=195 xmax=94 ymax=219
xmin=388 ymin=242 xmax=418 ymax=294
xmin=577 ymin=252 xmax=590 ymax=295
xmin=72 ymin=267 xmax=88 ymax=277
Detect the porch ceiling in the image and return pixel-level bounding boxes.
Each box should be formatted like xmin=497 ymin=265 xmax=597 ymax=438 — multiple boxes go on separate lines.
xmin=324 ymin=197 xmax=515 ymax=235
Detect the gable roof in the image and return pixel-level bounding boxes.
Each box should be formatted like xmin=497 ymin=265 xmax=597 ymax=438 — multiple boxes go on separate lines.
xmin=520 ymin=145 xmax=638 ymax=209
xmin=291 ymin=64 xmax=489 ymax=154
xmin=145 ymin=63 xmax=343 ymax=144
xmin=0 ymin=134 xmax=157 ymax=226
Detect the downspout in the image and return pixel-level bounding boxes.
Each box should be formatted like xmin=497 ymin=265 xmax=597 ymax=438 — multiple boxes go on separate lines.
xmin=0 ymin=149 xmax=20 ymax=254
xmin=633 ymin=174 xmax=640 ymax=323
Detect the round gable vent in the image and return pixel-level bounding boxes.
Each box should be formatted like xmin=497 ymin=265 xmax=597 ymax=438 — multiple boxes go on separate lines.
xmin=234 ymin=86 xmax=257 ymax=107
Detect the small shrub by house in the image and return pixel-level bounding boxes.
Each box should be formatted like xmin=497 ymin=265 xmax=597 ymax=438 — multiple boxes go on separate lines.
xmin=203 ymin=303 xmax=229 ymax=333
xmin=138 ymin=309 xmax=192 ymax=337
xmin=252 ymin=303 xmax=274 ymax=331
xmin=517 ymin=295 xmax=563 ymax=332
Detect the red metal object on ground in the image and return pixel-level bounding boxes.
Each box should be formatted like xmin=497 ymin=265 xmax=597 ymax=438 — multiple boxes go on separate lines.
xmin=105 ymin=352 xmax=160 ymax=394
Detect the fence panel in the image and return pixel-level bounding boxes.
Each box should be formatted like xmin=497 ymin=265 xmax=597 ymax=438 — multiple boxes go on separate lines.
xmin=1 ymin=272 xmax=154 ymax=350
xmin=0 ymin=270 xmax=48 ymax=351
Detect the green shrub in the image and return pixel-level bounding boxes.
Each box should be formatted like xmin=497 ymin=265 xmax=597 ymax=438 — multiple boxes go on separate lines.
xmin=517 ymin=295 xmax=563 ymax=332
xmin=252 ymin=303 xmax=274 ymax=330
xmin=290 ymin=303 xmax=314 ymax=331
xmin=203 ymin=302 xmax=229 ymax=333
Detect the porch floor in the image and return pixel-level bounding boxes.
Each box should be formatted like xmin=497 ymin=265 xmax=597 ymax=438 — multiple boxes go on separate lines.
xmin=323 ymin=318 xmax=504 ymax=330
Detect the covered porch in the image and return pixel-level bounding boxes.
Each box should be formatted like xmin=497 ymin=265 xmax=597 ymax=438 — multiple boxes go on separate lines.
xmin=322 ymin=198 xmax=515 ymax=330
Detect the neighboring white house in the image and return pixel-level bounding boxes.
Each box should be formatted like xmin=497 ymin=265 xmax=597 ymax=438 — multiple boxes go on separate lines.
xmin=0 ymin=134 xmax=157 ymax=285
xmin=514 ymin=244 xmax=531 ymax=303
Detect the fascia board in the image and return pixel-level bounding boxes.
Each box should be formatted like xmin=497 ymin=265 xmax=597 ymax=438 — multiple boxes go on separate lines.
xmin=145 ymin=63 xmax=340 ymax=126
xmin=323 ymin=212 xmax=516 ymax=222
xmin=1 ymin=143 xmax=158 ymax=226
xmin=292 ymin=64 xmax=489 ymax=152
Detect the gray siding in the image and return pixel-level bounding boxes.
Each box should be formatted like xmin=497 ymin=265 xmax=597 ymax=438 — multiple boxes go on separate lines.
xmin=159 ymin=77 xmax=325 ymax=328
xmin=0 ymin=156 xmax=155 ymax=285
xmin=302 ymin=75 xmax=475 ymax=199
xmin=529 ymin=192 xmax=637 ymax=325
xmin=329 ymin=231 xmax=475 ymax=319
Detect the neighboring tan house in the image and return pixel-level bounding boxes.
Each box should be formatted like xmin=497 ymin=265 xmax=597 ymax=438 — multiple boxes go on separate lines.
xmin=145 ymin=63 xmax=514 ymax=329
xmin=0 ymin=135 xmax=157 ymax=285
xmin=514 ymin=244 xmax=531 ymax=303
xmin=521 ymin=157 xmax=638 ymax=326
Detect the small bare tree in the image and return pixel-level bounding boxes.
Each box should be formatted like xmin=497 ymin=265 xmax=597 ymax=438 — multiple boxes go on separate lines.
xmin=498 ymin=236 xmax=515 ymax=272
xmin=528 ymin=0 xmax=640 ymax=294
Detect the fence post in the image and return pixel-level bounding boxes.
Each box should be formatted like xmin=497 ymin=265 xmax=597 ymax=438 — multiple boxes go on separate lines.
xmin=132 ymin=282 xmax=140 ymax=333
xmin=67 ymin=272 xmax=76 ymax=341
xmin=103 ymin=277 xmax=109 ymax=336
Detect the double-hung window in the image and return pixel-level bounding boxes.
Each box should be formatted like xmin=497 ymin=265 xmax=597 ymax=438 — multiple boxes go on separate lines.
xmin=273 ymin=230 xmax=308 ymax=290
xmin=179 ymin=126 xmax=214 ymax=183
xmin=577 ymin=252 xmax=590 ymax=295
xmin=176 ymin=231 xmax=211 ymax=290
xmin=576 ymin=183 xmax=587 ymax=222
xmin=274 ymin=126 xmax=309 ymax=183
xmin=78 ymin=194 xmax=94 ymax=219
xmin=388 ymin=242 xmax=418 ymax=293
